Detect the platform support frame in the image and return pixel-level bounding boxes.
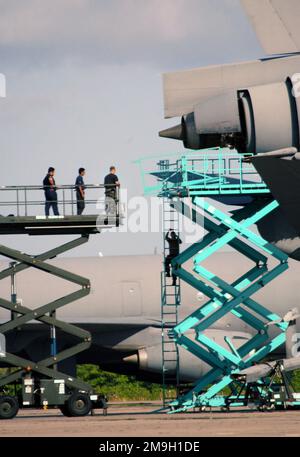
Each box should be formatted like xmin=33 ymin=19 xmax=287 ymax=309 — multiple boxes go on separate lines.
xmin=167 ymin=195 xmax=289 ymax=412
xmin=135 ymin=149 xmax=293 ymax=413
xmin=0 ymin=234 xmax=93 ymax=393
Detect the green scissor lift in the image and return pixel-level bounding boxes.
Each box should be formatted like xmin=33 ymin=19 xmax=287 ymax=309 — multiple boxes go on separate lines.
xmin=0 ymin=185 xmax=120 ymax=419
xmin=136 ymin=148 xmax=300 ymax=413
xmin=0 ymin=235 xmax=108 ymax=419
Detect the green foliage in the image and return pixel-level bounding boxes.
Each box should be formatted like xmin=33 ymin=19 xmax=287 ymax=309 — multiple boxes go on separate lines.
xmin=77 ymin=364 xmax=165 ymax=401
xmin=0 ymin=368 xmax=19 ymax=395
xmin=291 ymin=369 xmax=300 ymax=391
xmin=0 ymin=365 xmax=172 ymax=401
xmin=2 ymin=364 xmax=299 ymax=402
xmin=77 ymin=366 xmax=300 ymax=402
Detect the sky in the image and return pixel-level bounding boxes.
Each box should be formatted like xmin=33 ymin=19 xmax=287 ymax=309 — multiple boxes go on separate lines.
xmin=0 ymin=0 xmax=262 ymax=257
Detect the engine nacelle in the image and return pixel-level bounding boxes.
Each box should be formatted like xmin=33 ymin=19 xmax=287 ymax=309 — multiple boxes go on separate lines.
xmin=160 ymin=78 xmax=300 ymax=154
xmin=135 ymin=329 xmax=252 ymax=383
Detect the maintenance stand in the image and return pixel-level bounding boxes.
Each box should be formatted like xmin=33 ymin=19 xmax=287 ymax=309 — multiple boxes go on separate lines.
xmin=0 ymin=184 xmax=120 ymax=419
xmin=136 ymin=148 xmax=300 ymax=413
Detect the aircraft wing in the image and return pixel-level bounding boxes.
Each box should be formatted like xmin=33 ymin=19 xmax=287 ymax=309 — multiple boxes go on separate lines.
xmin=241 ymin=0 xmax=300 ymax=55
xmin=162 ymin=59 xmax=292 ymax=118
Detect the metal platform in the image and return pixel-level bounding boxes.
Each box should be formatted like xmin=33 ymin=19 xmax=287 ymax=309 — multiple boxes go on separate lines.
xmin=0 ymin=215 xmax=118 ymax=235
xmin=0 ymin=184 xmax=121 ymax=235
xmin=135 ymin=148 xmax=269 ymax=197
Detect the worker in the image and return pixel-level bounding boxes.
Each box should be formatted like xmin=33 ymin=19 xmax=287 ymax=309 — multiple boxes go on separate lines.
xmin=43 ymin=167 xmax=59 ymax=216
xmin=104 ymin=166 xmax=120 ymax=215
xmin=75 ymin=168 xmax=86 ymax=215
xmin=165 ymin=229 xmax=182 ymax=285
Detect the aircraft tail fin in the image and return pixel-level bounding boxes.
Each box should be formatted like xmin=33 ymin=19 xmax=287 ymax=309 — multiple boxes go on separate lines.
xmin=162 ymin=0 xmax=300 ymax=119
xmin=241 ymin=0 xmax=300 ymax=55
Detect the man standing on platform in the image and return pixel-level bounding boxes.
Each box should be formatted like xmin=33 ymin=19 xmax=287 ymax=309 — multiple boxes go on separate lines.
xmin=75 ymin=168 xmax=86 ymax=215
xmin=43 ymin=167 xmax=59 ymax=216
xmin=104 ymin=166 xmax=120 ymax=216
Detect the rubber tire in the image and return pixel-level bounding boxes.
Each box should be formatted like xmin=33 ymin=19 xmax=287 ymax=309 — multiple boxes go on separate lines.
xmin=0 ymin=396 xmax=19 ymax=420
xmin=59 ymin=405 xmax=72 ymax=417
xmin=65 ymin=392 xmax=91 ymax=417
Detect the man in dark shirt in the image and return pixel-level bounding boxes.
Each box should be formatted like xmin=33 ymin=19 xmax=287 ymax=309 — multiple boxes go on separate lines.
xmin=165 ymin=230 xmax=182 ymax=285
xmin=75 ymin=168 xmax=86 ymax=215
xmin=43 ymin=167 xmax=59 ymax=216
xmin=104 ymin=166 xmax=120 ymax=215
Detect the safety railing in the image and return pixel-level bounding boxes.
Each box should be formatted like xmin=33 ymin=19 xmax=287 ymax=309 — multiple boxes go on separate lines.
xmin=0 ymin=184 xmax=120 ymax=218
xmin=135 ymin=148 xmax=270 ymax=197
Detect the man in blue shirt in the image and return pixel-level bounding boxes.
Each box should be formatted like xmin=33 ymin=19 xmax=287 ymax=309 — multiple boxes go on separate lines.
xmin=43 ymin=167 xmax=59 ymax=216
xmin=75 ymin=168 xmax=86 ymax=215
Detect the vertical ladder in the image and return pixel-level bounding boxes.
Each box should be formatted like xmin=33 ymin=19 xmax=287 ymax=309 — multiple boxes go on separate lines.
xmin=161 ymin=196 xmax=181 ymax=406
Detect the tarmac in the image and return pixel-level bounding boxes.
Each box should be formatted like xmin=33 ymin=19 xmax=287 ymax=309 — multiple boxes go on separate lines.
xmin=1 ymin=403 xmax=300 ymax=437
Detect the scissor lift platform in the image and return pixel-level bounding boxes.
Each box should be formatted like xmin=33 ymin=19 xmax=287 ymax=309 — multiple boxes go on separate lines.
xmin=0 ymin=214 xmax=119 ymax=235
xmin=0 ymin=183 xmax=120 ymax=419
xmin=137 ymin=148 xmax=299 ymax=413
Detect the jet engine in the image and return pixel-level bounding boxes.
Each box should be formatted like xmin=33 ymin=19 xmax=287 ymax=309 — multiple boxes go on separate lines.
xmin=159 ymin=74 xmax=300 ymax=260
xmin=124 ymin=330 xmax=252 ymax=383
xmin=160 ymin=78 xmax=300 ymax=155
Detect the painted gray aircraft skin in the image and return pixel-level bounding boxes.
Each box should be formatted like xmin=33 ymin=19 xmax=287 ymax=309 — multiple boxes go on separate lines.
xmin=159 ymin=0 xmax=300 ymax=262
xmin=1 ymin=253 xmax=300 ymax=383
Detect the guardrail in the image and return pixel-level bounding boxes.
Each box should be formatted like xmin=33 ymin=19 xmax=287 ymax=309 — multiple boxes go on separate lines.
xmin=0 ymin=184 xmax=120 ymax=217
xmin=135 ymin=148 xmax=269 ymax=196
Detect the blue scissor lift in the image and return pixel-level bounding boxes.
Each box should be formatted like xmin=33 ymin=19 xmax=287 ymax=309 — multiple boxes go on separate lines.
xmin=136 ymin=148 xmax=299 ymax=412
